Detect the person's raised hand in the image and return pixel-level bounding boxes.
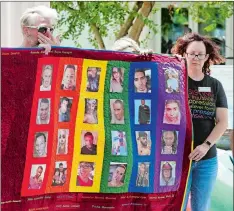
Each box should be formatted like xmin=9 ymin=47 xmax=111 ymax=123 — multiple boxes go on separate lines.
xmin=38 ymin=33 xmax=61 ymax=55
xmin=38 ymin=32 xmax=61 ymax=46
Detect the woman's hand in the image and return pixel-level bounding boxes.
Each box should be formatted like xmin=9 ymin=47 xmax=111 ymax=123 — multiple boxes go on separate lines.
xmin=38 ymin=43 xmax=51 ymax=55
xmin=139 ymin=49 xmax=153 ymax=56
xmin=189 ymin=143 xmax=210 ymax=161
xmin=38 ymin=32 xmax=61 ymax=55
xmin=38 ymin=32 xmax=61 ymax=46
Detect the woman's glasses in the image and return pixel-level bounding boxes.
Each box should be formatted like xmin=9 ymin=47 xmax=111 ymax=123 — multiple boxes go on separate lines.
xmin=186 ymin=53 xmax=207 ymax=60
xmin=25 ymin=25 xmax=54 ymax=34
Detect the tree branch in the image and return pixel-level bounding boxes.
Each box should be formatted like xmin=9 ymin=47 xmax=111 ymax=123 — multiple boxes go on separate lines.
xmin=78 ymin=2 xmax=106 ymax=49
xmin=129 ymin=2 xmax=155 ymax=42
xmin=90 ymin=24 xmax=106 ymax=49
xmin=116 ymin=2 xmax=143 ymax=40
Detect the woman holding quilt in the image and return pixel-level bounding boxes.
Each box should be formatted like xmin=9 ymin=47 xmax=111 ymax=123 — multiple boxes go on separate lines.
xmin=172 ymin=33 xmax=228 ymax=211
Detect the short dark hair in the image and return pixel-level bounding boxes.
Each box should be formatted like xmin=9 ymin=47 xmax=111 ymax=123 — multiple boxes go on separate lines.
xmin=35 ymin=132 xmax=46 ymax=143
xmin=65 ymin=64 xmax=75 ymax=71
xmin=138 ymin=131 xmax=147 ymax=138
xmin=113 ymin=99 xmax=124 ymax=108
xmin=38 ymin=166 xmax=43 ymax=171
xmin=59 ymin=163 xmax=63 ymax=167
xmin=40 ymin=98 xmax=49 ymax=105
xmin=135 ymin=69 xmax=145 ymax=76
xmin=165 ymin=100 xmax=180 ymax=107
xmin=84 ymin=132 xmax=94 ymax=140
xmin=60 ymin=97 xmax=70 ymax=107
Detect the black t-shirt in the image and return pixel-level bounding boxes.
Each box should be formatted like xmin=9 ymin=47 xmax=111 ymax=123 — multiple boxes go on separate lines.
xmin=81 ymin=144 xmax=97 ymax=155
xmin=188 ymin=75 xmax=228 ymax=160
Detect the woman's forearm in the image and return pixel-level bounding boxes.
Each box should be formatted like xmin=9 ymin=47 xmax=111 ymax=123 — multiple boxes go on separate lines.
xmin=205 ymin=121 xmax=228 ymax=147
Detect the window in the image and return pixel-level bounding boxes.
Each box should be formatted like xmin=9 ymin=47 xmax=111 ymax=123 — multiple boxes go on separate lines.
xmin=161 ymin=8 xmax=189 ymax=54
xmin=198 ymin=8 xmax=226 ymax=57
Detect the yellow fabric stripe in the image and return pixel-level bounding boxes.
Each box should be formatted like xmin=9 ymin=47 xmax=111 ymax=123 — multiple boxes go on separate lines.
xmin=70 ymin=59 xmax=107 ymax=192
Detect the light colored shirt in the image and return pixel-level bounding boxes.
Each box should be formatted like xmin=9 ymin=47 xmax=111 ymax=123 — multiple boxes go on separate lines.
xmin=160 ymin=177 xmax=175 ymax=186
xmin=110 ymin=80 xmax=123 ymax=93
xmin=36 ymin=116 xmax=50 ymax=124
xmin=111 ymin=116 xmax=125 ymax=124
xmin=40 ymin=85 xmax=51 ymax=91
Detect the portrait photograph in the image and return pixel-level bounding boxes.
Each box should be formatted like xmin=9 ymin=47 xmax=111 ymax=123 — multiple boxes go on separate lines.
xmin=110 ymin=67 xmax=124 ymax=93
xmin=52 ymin=161 xmax=67 ymax=186
xmin=161 ymin=130 xmax=179 ymax=155
xmin=76 ymin=161 xmax=95 ymax=187
xmin=28 ymin=164 xmax=46 ymax=190
xmin=83 ymin=98 xmax=98 ymax=124
xmin=86 ymin=67 xmax=101 ymax=92
xmin=110 ymin=99 xmax=125 ymax=124
xmin=61 ymin=64 xmax=77 ymax=91
xmin=58 ymin=97 xmax=73 ymax=123
xmin=135 ymin=131 xmax=151 ymax=156
xmin=108 ymin=162 xmax=127 ymax=187
xmin=36 ymin=98 xmax=51 ymax=125
xmin=134 ymin=99 xmax=151 ymax=125
xmin=134 ymin=68 xmax=151 ymax=93
xmin=163 ymin=100 xmax=181 ymax=125
xmin=159 ymin=161 xmax=176 ymax=186
xmin=40 ymin=64 xmax=53 ymax=91
xmin=111 ymin=131 xmax=127 ymax=156
xmin=164 ymin=67 xmax=179 ymax=93
xmin=81 ymin=130 xmax=98 ymax=155
xmin=56 ymin=129 xmax=69 ymax=155
xmin=136 ymin=162 xmax=150 ymax=187
xmin=33 ymin=132 xmax=48 ymax=158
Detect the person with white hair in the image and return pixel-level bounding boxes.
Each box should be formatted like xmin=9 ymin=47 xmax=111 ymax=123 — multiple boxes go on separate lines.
xmin=20 ymin=5 xmax=60 ymax=53
xmin=112 ymin=36 xmax=153 ymax=55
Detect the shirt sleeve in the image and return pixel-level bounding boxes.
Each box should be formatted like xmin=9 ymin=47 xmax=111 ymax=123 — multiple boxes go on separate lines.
xmin=216 ymin=80 xmax=228 ymax=108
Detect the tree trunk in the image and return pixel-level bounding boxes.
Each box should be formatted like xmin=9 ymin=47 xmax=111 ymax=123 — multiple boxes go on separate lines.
xmin=128 ymin=2 xmax=155 ymax=42
xmin=77 ymin=2 xmax=105 ymax=49
xmin=90 ymin=24 xmax=106 ymax=49
xmin=116 ymin=2 xmax=143 ymax=40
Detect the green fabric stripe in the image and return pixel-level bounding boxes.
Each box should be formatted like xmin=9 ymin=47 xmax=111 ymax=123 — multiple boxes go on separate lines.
xmin=100 ymin=61 xmax=132 ymax=193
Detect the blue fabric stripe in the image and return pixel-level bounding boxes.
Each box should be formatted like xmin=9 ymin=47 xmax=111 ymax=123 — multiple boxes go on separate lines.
xmin=128 ymin=62 xmax=158 ymax=193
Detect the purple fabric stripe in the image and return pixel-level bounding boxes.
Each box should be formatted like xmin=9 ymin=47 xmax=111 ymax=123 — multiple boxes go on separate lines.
xmin=154 ymin=62 xmax=187 ymax=193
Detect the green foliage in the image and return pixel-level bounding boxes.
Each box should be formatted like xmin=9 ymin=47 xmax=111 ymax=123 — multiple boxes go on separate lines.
xmin=188 ymin=2 xmax=233 ymax=32
xmin=51 ymin=1 xmax=233 ymax=48
xmin=51 ymin=1 xmax=130 ymax=48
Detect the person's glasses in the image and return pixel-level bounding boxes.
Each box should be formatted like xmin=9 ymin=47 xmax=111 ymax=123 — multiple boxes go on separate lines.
xmin=186 ymin=53 xmax=207 ymax=60
xmin=25 ymin=25 xmax=54 ymax=34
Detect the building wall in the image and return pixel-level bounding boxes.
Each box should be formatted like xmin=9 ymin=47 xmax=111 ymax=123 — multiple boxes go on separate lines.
xmin=1 ymin=2 xmax=50 ymax=47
